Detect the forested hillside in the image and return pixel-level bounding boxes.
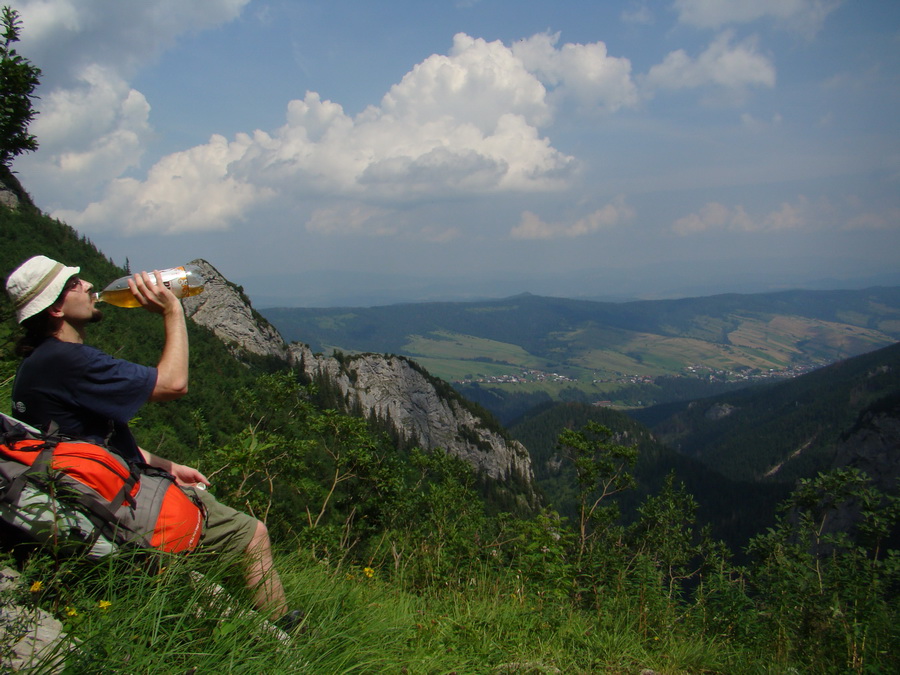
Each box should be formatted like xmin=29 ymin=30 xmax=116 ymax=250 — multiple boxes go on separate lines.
xmin=631 ymin=340 xmax=900 ymax=484
xmin=510 ymin=402 xmax=790 ymax=552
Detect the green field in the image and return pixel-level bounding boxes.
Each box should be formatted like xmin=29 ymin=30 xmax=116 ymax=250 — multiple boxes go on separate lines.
xmin=403 ymin=331 xmax=546 ymax=369
xmin=395 ymin=312 xmax=896 ymax=386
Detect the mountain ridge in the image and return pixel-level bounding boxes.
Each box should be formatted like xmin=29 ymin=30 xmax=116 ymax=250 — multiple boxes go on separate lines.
xmin=180 ymin=258 xmax=539 ymax=505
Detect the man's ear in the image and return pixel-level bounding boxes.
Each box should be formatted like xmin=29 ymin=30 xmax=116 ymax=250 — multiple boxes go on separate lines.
xmin=46 ymin=301 xmax=65 ymax=318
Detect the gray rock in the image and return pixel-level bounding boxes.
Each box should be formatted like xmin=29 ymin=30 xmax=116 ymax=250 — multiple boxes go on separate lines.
xmin=182 ymin=259 xmax=291 ymax=362
xmin=0 ymin=184 xmax=18 ymax=209
xmin=705 ymin=403 xmax=737 ymax=421
xmin=181 ymin=261 xmax=538 ymax=503
xmin=293 ymin=345 xmax=537 ymax=498
xmin=0 ymin=567 xmax=71 ymax=673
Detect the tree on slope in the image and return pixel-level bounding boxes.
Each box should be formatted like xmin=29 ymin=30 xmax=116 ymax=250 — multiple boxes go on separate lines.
xmin=0 ymin=6 xmax=41 ymax=167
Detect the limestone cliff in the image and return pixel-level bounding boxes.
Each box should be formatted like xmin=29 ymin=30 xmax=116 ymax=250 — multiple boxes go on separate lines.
xmin=183 ymin=260 xmax=537 ymax=502
xmin=182 ymin=259 xmax=291 ymax=362
xmin=292 ymin=344 xmax=535 ymax=488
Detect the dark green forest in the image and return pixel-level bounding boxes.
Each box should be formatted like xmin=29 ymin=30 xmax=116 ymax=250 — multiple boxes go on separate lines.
xmin=509 ymin=402 xmax=791 ymax=555
xmin=630 ymin=342 xmax=900 ymax=484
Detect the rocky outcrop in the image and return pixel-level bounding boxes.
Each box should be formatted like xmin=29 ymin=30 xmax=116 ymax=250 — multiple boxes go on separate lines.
xmin=0 ymin=183 xmax=17 ymax=209
xmin=182 ymin=259 xmax=290 ymax=362
xmin=182 ymin=262 xmax=537 ymax=501
xmin=292 ymin=344 xmax=536 ymax=493
xmin=705 ymin=403 xmax=737 ymax=421
xmin=833 ymin=396 xmax=900 ymax=494
xmin=0 ymin=567 xmax=71 ymax=673
xmin=0 ymin=166 xmax=36 ymax=212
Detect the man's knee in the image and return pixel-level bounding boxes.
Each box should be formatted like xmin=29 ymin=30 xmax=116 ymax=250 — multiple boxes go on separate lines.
xmin=247 ymin=519 xmax=271 ymax=552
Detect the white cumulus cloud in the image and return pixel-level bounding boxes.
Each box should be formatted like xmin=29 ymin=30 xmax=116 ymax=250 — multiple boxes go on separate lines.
xmin=672 ymin=197 xmax=814 ymax=235
xmin=645 ymin=31 xmax=775 ymax=93
xmin=55 ymin=134 xmax=271 ymax=235
xmin=12 ymin=0 xmax=251 ymax=209
xmin=18 ymin=65 xmax=151 ymax=203
xmin=60 ymin=32 xmax=588 ymax=235
xmin=511 ymin=32 xmax=639 ymax=112
xmin=673 ymin=0 xmax=842 ymax=37
xmin=510 ymin=196 xmax=635 ymax=240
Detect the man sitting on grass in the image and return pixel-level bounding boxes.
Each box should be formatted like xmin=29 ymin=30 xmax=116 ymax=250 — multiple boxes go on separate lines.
xmin=5 ymin=255 xmax=303 ymax=633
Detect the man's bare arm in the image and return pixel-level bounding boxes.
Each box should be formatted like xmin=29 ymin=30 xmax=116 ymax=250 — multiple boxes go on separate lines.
xmin=128 ymin=270 xmax=189 ymax=401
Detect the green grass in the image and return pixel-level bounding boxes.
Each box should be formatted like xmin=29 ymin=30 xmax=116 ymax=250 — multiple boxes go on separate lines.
xmin=4 ymin=548 xmax=774 ymax=675
xmin=403 ymin=331 xmax=542 ymax=366
xmin=410 ymin=356 xmax=521 ymax=382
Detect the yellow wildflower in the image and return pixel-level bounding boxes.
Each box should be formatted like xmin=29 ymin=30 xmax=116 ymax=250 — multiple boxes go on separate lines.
xmin=29 ymin=580 xmax=43 ymax=593
xmin=98 ymin=600 xmax=112 ymax=611
xmin=363 ymin=567 xmax=375 ymax=578
xmin=66 ymin=606 xmax=78 ymax=617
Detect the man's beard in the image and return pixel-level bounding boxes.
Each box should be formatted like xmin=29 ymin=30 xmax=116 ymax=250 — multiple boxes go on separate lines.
xmin=89 ymin=308 xmax=104 ymax=323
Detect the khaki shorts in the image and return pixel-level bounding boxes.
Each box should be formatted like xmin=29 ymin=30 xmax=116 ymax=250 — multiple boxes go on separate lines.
xmin=184 ymin=487 xmax=257 ymax=559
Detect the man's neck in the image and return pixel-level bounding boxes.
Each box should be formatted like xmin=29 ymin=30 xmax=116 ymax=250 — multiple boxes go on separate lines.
xmin=52 ymin=321 xmax=86 ymax=344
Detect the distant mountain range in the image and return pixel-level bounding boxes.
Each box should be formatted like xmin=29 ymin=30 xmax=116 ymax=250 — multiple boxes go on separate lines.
xmin=241 ymin=266 xmax=900 ymax=309
xmin=262 ymin=288 xmax=900 ymax=406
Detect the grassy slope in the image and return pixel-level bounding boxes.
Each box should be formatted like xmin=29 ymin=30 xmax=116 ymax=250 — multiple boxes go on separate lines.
xmin=5 ymin=547 xmax=752 ymax=675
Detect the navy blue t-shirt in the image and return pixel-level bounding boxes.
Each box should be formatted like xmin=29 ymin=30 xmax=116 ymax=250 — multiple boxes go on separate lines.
xmin=12 ymin=338 xmax=157 ymax=463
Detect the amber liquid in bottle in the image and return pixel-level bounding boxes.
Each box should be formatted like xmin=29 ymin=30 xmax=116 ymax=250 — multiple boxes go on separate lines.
xmin=96 ymin=284 xmax=204 ymax=308
xmin=94 ymin=265 xmax=205 ymax=307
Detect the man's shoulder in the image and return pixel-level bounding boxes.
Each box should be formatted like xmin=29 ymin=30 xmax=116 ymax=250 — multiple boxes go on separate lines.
xmin=20 ymin=340 xmax=112 ymax=379
xmin=31 ymin=338 xmax=101 ymax=362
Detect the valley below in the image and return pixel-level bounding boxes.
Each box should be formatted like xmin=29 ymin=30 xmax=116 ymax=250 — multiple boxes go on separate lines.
xmin=262 ymin=288 xmax=900 ymax=410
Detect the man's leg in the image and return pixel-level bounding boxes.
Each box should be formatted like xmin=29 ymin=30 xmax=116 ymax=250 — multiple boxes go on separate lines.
xmin=188 ymin=488 xmax=289 ymax=620
xmin=245 ymin=519 xmax=288 ymax=620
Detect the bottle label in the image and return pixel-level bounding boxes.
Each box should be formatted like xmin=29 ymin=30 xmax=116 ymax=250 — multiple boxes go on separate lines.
xmin=159 ymin=266 xmax=187 ymax=298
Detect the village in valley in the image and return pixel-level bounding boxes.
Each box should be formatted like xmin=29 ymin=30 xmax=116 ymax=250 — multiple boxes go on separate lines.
xmin=455 ymin=362 xmax=819 ymax=388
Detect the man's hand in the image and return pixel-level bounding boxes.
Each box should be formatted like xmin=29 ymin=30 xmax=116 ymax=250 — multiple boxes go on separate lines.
xmin=127 ymin=270 xmax=183 ymax=316
xmin=132 ymin=269 xmax=190 ymax=401
xmin=140 ymin=448 xmax=209 ymax=487
xmin=168 ymin=462 xmax=211 ymax=488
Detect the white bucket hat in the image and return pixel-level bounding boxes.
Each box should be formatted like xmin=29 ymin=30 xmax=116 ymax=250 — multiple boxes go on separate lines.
xmin=6 ymin=255 xmax=81 ymax=324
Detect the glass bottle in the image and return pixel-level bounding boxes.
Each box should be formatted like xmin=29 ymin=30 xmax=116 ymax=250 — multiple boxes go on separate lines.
xmin=94 ymin=264 xmax=205 ymax=308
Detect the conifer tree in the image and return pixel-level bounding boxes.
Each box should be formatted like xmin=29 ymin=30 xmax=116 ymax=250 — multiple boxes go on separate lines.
xmin=0 ymin=6 xmax=41 ymax=167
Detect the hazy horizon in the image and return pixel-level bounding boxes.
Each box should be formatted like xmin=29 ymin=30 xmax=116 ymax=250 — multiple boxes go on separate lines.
xmin=241 ymin=264 xmax=900 ymax=309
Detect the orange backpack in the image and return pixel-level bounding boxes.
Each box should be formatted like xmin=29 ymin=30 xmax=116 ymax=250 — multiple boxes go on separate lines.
xmin=0 ymin=413 xmax=204 ymax=557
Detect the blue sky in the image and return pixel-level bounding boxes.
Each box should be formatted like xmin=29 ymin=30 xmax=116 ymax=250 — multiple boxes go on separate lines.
xmin=8 ymin=0 xmax=900 ymax=306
